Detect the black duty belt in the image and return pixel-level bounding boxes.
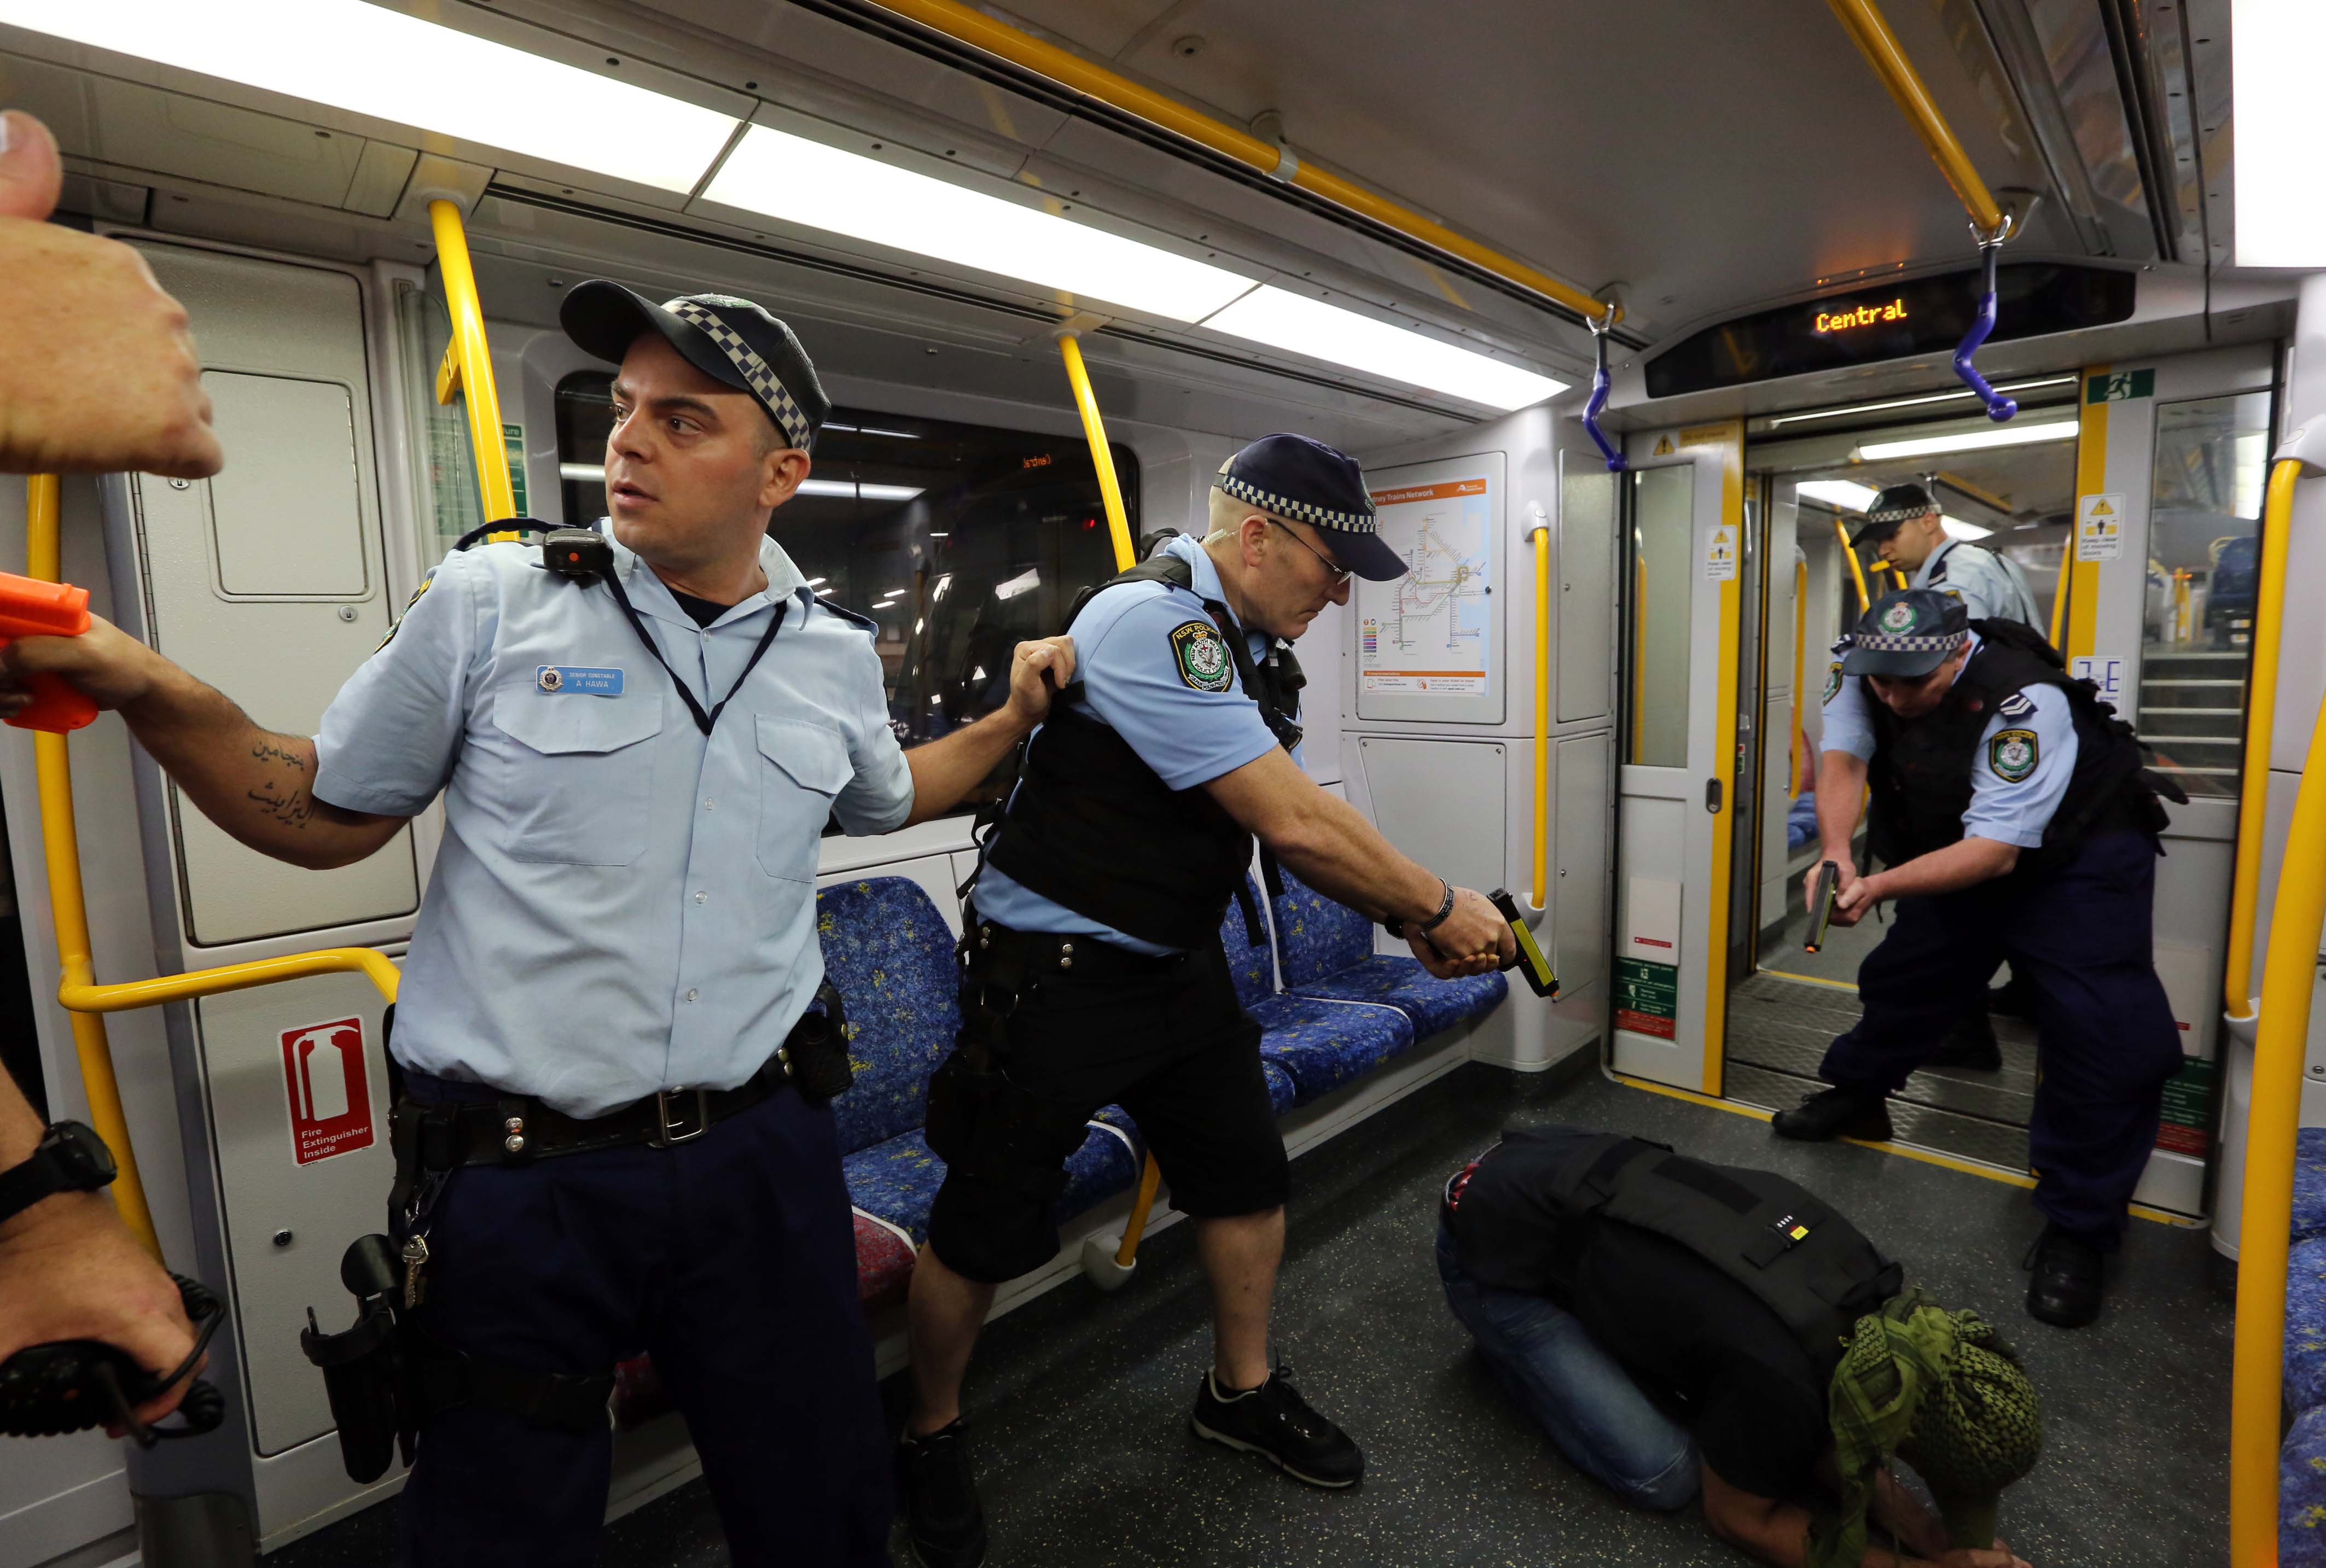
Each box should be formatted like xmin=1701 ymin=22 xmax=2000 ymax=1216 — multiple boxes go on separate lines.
xmin=397 ymin=1061 xmax=783 ymax=1172
xmin=967 ymin=919 xmax=1191 ymax=981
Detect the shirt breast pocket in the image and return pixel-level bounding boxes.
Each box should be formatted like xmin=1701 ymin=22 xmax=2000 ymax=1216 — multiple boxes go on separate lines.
xmin=757 ymin=715 xmax=853 ymax=881
xmin=491 ymin=689 xmax=666 ymax=865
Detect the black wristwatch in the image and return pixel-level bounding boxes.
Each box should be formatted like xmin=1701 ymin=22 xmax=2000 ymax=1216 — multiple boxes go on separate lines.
xmin=1383 ymin=879 xmax=1457 ymax=939
xmin=0 ymin=1121 xmax=117 ymax=1227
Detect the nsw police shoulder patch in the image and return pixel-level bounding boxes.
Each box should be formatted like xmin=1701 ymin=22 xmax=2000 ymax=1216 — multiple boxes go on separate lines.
xmin=1998 ymin=690 xmax=2037 ymax=720
xmin=374 ymin=569 xmax=435 ymax=652
xmin=1824 ymin=661 xmax=1844 ymax=704
xmin=1988 ymin=726 xmax=2039 ymax=783
xmin=1170 ymin=620 xmax=1232 ymax=692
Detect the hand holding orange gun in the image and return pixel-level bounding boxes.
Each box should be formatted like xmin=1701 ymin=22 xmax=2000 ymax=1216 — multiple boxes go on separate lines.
xmin=0 ymin=571 xmax=99 ymax=732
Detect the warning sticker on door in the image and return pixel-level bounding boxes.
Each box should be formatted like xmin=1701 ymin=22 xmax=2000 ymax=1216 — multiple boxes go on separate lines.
xmin=2076 ymin=493 xmax=2125 ymax=562
xmin=2155 ymin=1055 xmax=2215 ymax=1156
xmin=282 ymin=1017 xmax=374 ymax=1165
xmin=1704 ymin=525 xmax=1739 ymax=582
xmin=1614 ymin=957 xmax=1679 ymax=1039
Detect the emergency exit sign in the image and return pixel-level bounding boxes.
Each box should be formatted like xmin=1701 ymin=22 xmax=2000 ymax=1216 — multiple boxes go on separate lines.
xmin=2086 ymin=369 xmax=2154 ymax=403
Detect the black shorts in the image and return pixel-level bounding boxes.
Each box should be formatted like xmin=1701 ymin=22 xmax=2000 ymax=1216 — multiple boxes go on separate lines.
xmin=926 ymin=936 xmax=1289 ymax=1284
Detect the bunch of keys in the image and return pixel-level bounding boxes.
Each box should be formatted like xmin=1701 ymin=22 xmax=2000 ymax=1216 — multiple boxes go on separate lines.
xmin=400 ymin=1233 xmax=430 ymax=1309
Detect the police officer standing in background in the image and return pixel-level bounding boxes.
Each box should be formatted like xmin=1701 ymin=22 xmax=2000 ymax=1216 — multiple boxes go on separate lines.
xmin=0 ymin=282 xmax=1075 ymax=1565
xmin=897 ymin=435 xmax=1515 ymax=1568
xmin=1775 ymin=588 xmax=2181 ymax=1331
xmin=1852 ymin=481 xmax=2045 ymax=1070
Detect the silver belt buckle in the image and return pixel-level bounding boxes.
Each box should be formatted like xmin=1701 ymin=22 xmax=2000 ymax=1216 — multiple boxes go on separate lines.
xmin=652 ymin=1087 xmax=711 ymax=1147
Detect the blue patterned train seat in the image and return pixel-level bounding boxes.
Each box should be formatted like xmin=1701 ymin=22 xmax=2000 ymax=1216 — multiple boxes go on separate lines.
xmin=1219 ymin=875 xmax=1278 ymax=1011
xmin=2286 ymin=1405 xmax=2326 ymax=1564
xmin=2295 ymin=1128 xmax=2326 ymax=1245
xmin=817 ymin=877 xmax=961 ymax=1157
xmin=1269 ymin=867 xmax=1508 ymax=1039
xmin=1252 ymin=993 xmax=1414 ymax=1105
xmin=2289 ymin=1237 xmax=2326 ymax=1412
xmin=842 ymin=1122 xmax=1143 ymax=1248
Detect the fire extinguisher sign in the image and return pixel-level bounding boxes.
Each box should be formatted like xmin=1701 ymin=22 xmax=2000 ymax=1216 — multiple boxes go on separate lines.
xmin=281 ymin=1017 xmax=375 ymax=1165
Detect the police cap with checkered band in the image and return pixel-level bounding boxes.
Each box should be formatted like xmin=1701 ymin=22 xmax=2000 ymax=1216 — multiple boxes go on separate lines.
xmin=1213 ymin=434 xmax=1406 ymax=582
xmin=1840 ymin=587 xmax=1970 ymax=678
xmin=1848 ymin=481 xmax=1939 ymax=548
xmin=559 ymin=281 xmax=831 ymax=453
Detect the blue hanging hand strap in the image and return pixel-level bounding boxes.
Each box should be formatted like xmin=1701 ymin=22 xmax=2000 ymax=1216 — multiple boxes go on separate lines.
xmin=1583 ymin=312 xmax=1626 ymax=473
xmin=1952 ymin=221 xmax=2018 ymax=423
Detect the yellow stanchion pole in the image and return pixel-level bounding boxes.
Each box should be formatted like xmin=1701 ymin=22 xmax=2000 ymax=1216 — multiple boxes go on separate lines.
xmin=1836 ymin=517 xmax=1870 ymax=614
xmin=1790 ymin=557 xmax=1808 ymax=800
xmin=2224 ymin=460 xmax=2300 ymax=1019
xmin=2048 ymin=549 xmax=2073 ymax=651
xmin=429 ymin=199 xmax=517 ymax=525
xmin=1822 ymin=0 xmax=2007 ymax=236
xmin=1532 ymin=518 xmax=1552 ymax=909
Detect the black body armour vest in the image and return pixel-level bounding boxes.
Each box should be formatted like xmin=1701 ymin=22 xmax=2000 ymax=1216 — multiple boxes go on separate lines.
xmin=980 ymin=549 xmax=1303 ymax=951
xmin=1453 ymin=1130 xmax=1903 ymax=1379
xmin=1863 ymin=618 xmax=2154 ymax=876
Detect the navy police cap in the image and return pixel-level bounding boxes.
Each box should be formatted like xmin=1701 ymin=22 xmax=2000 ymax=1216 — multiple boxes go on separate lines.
xmin=1840 ymin=587 xmax=1970 ymax=678
xmin=1848 ymin=481 xmax=1938 ymax=547
xmin=1213 ymin=434 xmax=1406 ymax=582
xmin=560 ymin=281 xmax=832 ymax=453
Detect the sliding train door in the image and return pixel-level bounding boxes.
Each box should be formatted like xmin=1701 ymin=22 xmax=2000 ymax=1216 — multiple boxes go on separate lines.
xmin=1611 ymin=438 xmax=1738 ymax=1092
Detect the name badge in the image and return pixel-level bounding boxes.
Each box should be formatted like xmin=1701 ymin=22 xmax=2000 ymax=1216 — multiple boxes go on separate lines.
xmin=537 ymin=665 xmax=624 ymax=696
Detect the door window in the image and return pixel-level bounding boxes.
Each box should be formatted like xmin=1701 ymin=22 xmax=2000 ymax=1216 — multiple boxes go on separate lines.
xmin=2135 ymin=391 xmax=2272 ymax=799
xmin=1626 ymin=464 xmax=1697 ymax=766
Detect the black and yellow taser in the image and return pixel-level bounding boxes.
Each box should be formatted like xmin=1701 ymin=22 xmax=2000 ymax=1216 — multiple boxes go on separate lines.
xmin=1805 ymin=861 xmax=1841 ymax=954
xmin=1490 ymin=889 xmax=1559 ymax=999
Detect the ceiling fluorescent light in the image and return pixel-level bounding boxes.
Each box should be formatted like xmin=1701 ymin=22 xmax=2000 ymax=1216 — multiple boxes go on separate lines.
xmin=2234 ymin=0 xmax=2326 ymax=265
xmin=704 ymin=125 xmax=1256 ymax=323
xmin=796 ymin=479 xmax=926 ymax=501
xmin=1856 ymin=422 xmax=2077 ymax=461
xmin=1939 ymin=516 xmax=1994 ymax=541
xmin=1795 ymin=480 xmax=1880 ymax=512
xmin=0 ymin=0 xmax=740 ymax=193
xmin=1766 ymin=377 xmax=2077 ymax=428
xmin=1202 ymin=286 xmax=1567 ymax=411
xmin=859 ymin=482 xmax=924 ymax=503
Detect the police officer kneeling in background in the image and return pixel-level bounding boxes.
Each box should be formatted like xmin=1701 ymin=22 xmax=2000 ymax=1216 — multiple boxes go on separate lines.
xmin=897 ymin=435 xmax=1515 ymax=1568
xmin=0 ymin=282 xmax=1074 ymax=1565
xmin=1439 ymin=1124 xmax=2043 ymax=1568
xmin=1776 ymin=589 xmax=2183 ymax=1330
xmin=1853 ymin=482 xmax=2046 ymax=1070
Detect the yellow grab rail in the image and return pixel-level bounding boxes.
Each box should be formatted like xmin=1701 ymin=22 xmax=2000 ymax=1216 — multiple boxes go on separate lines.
xmin=429 ymin=200 xmax=517 ymax=525
xmin=2225 ymin=458 xmax=2301 ymax=1019
xmin=1056 ymin=335 xmax=1137 ymax=573
xmin=1054 ymin=333 xmax=1168 ymax=1266
xmin=1823 ymin=0 xmax=2007 ymax=237
xmin=1790 ymin=556 xmax=1808 ymax=800
xmin=1532 ymin=511 xmax=1552 ymax=910
xmin=869 ymin=0 xmax=1614 ymax=325
xmin=2048 ymin=547 xmax=2072 ymax=651
xmin=1836 ymin=516 xmax=1870 ymax=614
xmin=24 ymin=480 xmax=403 ymax=1260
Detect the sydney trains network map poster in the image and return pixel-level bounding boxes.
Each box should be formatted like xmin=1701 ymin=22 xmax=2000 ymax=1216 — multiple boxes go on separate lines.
xmin=1354 ymin=454 xmax=1504 ymax=725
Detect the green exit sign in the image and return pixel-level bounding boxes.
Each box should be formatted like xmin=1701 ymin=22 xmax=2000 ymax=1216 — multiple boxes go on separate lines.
xmin=2086 ymin=369 xmax=2154 ymax=404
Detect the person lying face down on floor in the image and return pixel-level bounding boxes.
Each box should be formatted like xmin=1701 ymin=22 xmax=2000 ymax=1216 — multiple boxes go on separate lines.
xmin=1436 ymin=1124 xmax=2042 ymax=1568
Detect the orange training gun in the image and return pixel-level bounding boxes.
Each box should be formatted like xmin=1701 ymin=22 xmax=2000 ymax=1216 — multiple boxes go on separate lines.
xmin=0 ymin=572 xmax=98 ymax=733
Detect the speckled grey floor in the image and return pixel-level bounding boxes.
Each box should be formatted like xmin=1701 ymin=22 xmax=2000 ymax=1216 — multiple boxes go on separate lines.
xmin=266 ymin=1065 xmax=2228 ymax=1568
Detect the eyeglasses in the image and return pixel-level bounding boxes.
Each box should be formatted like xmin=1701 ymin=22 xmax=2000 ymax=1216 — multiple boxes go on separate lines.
xmin=1269 ymin=518 xmax=1352 ymax=586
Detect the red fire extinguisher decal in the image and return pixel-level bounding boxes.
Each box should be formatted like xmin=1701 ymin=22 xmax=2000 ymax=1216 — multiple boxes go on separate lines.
xmin=281 ymin=1017 xmax=374 ymax=1165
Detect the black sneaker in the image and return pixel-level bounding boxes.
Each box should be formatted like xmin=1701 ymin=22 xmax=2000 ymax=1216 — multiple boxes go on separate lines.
xmin=2025 ymin=1223 xmax=2107 ymax=1329
xmin=1770 ymin=1086 xmax=1893 ymax=1143
xmin=1190 ymin=1364 xmax=1363 ymax=1488
xmin=1930 ymin=1011 xmax=2003 ymax=1071
xmin=897 ymin=1420 xmax=986 ymax=1568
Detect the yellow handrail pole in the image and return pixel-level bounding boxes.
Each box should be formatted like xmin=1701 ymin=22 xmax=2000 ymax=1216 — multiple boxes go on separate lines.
xmin=26 ymin=476 xmax=159 ymax=1257
xmin=1823 ymin=0 xmax=2007 ymax=236
xmin=2048 ymin=547 xmax=2073 ymax=651
xmin=2230 ymin=673 xmax=2326 ymax=1563
xmin=428 ymin=199 xmax=517 ymax=524
xmin=1055 ymin=331 xmax=1166 ymax=1264
xmin=1532 ymin=514 xmax=1552 ymax=910
xmin=868 ymin=0 xmax=1614 ymax=326
xmin=1056 ymin=335 xmax=1137 ymax=575
xmin=1790 ymin=556 xmax=1808 ymax=800
xmin=2225 ymin=459 xmax=2300 ymax=1019
xmin=1835 ymin=517 xmax=1870 ymax=613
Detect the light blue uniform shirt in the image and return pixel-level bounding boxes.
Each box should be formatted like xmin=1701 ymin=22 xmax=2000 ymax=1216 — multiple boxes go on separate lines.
xmin=974 ymin=534 xmax=1291 ymax=954
xmin=1820 ymin=629 xmax=2080 ymax=849
xmin=313 ymin=527 xmax=913 ymax=1118
xmin=1914 ymin=539 xmax=2043 ymax=627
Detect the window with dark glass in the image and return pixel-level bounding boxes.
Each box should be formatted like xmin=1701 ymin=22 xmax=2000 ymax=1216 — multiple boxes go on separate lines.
xmin=554 ymin=372 xmax=1139 ymax=808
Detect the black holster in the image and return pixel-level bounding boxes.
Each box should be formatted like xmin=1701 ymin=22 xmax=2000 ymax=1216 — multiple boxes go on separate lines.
xmin=923 ymin=926 xmax=1089 ymax=1206
xmin=782 ymin=980 xmax=854 ymax=1104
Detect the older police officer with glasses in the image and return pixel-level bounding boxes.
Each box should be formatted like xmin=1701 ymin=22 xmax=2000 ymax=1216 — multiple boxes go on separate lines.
xmin=895 ymin=435 xmax=1515 ymax=1568
xmin=0 ymin=282 xmax=1072 ymax=1565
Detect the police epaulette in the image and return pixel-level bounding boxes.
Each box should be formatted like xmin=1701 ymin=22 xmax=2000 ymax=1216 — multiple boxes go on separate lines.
xmin=814 ymin=596 xmax=880 ymax=635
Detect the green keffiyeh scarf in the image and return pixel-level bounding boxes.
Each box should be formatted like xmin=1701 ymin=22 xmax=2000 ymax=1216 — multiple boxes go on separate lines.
xmin=1809 ymin=1285 xmax=2043 ymax=1568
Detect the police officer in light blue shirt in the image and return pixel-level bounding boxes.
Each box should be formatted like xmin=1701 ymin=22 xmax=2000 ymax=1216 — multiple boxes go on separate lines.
xmin=1776 ymin=588 xmax=2180 ymax=1332
xmin=4 ymin=282 xmax=1075 ymax=1565
xmin=893 ymin=436 xmax=1516 ymax=1568
xmin=1853 ymin=480 xmax=2042 ymax=626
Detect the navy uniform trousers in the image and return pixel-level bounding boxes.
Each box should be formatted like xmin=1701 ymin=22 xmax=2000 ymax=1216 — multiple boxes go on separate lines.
xmin=1817 ymin=829 xmax=2183 ymax=1243
xmin=394 ymin=1072 xmax=893 ymax=1566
